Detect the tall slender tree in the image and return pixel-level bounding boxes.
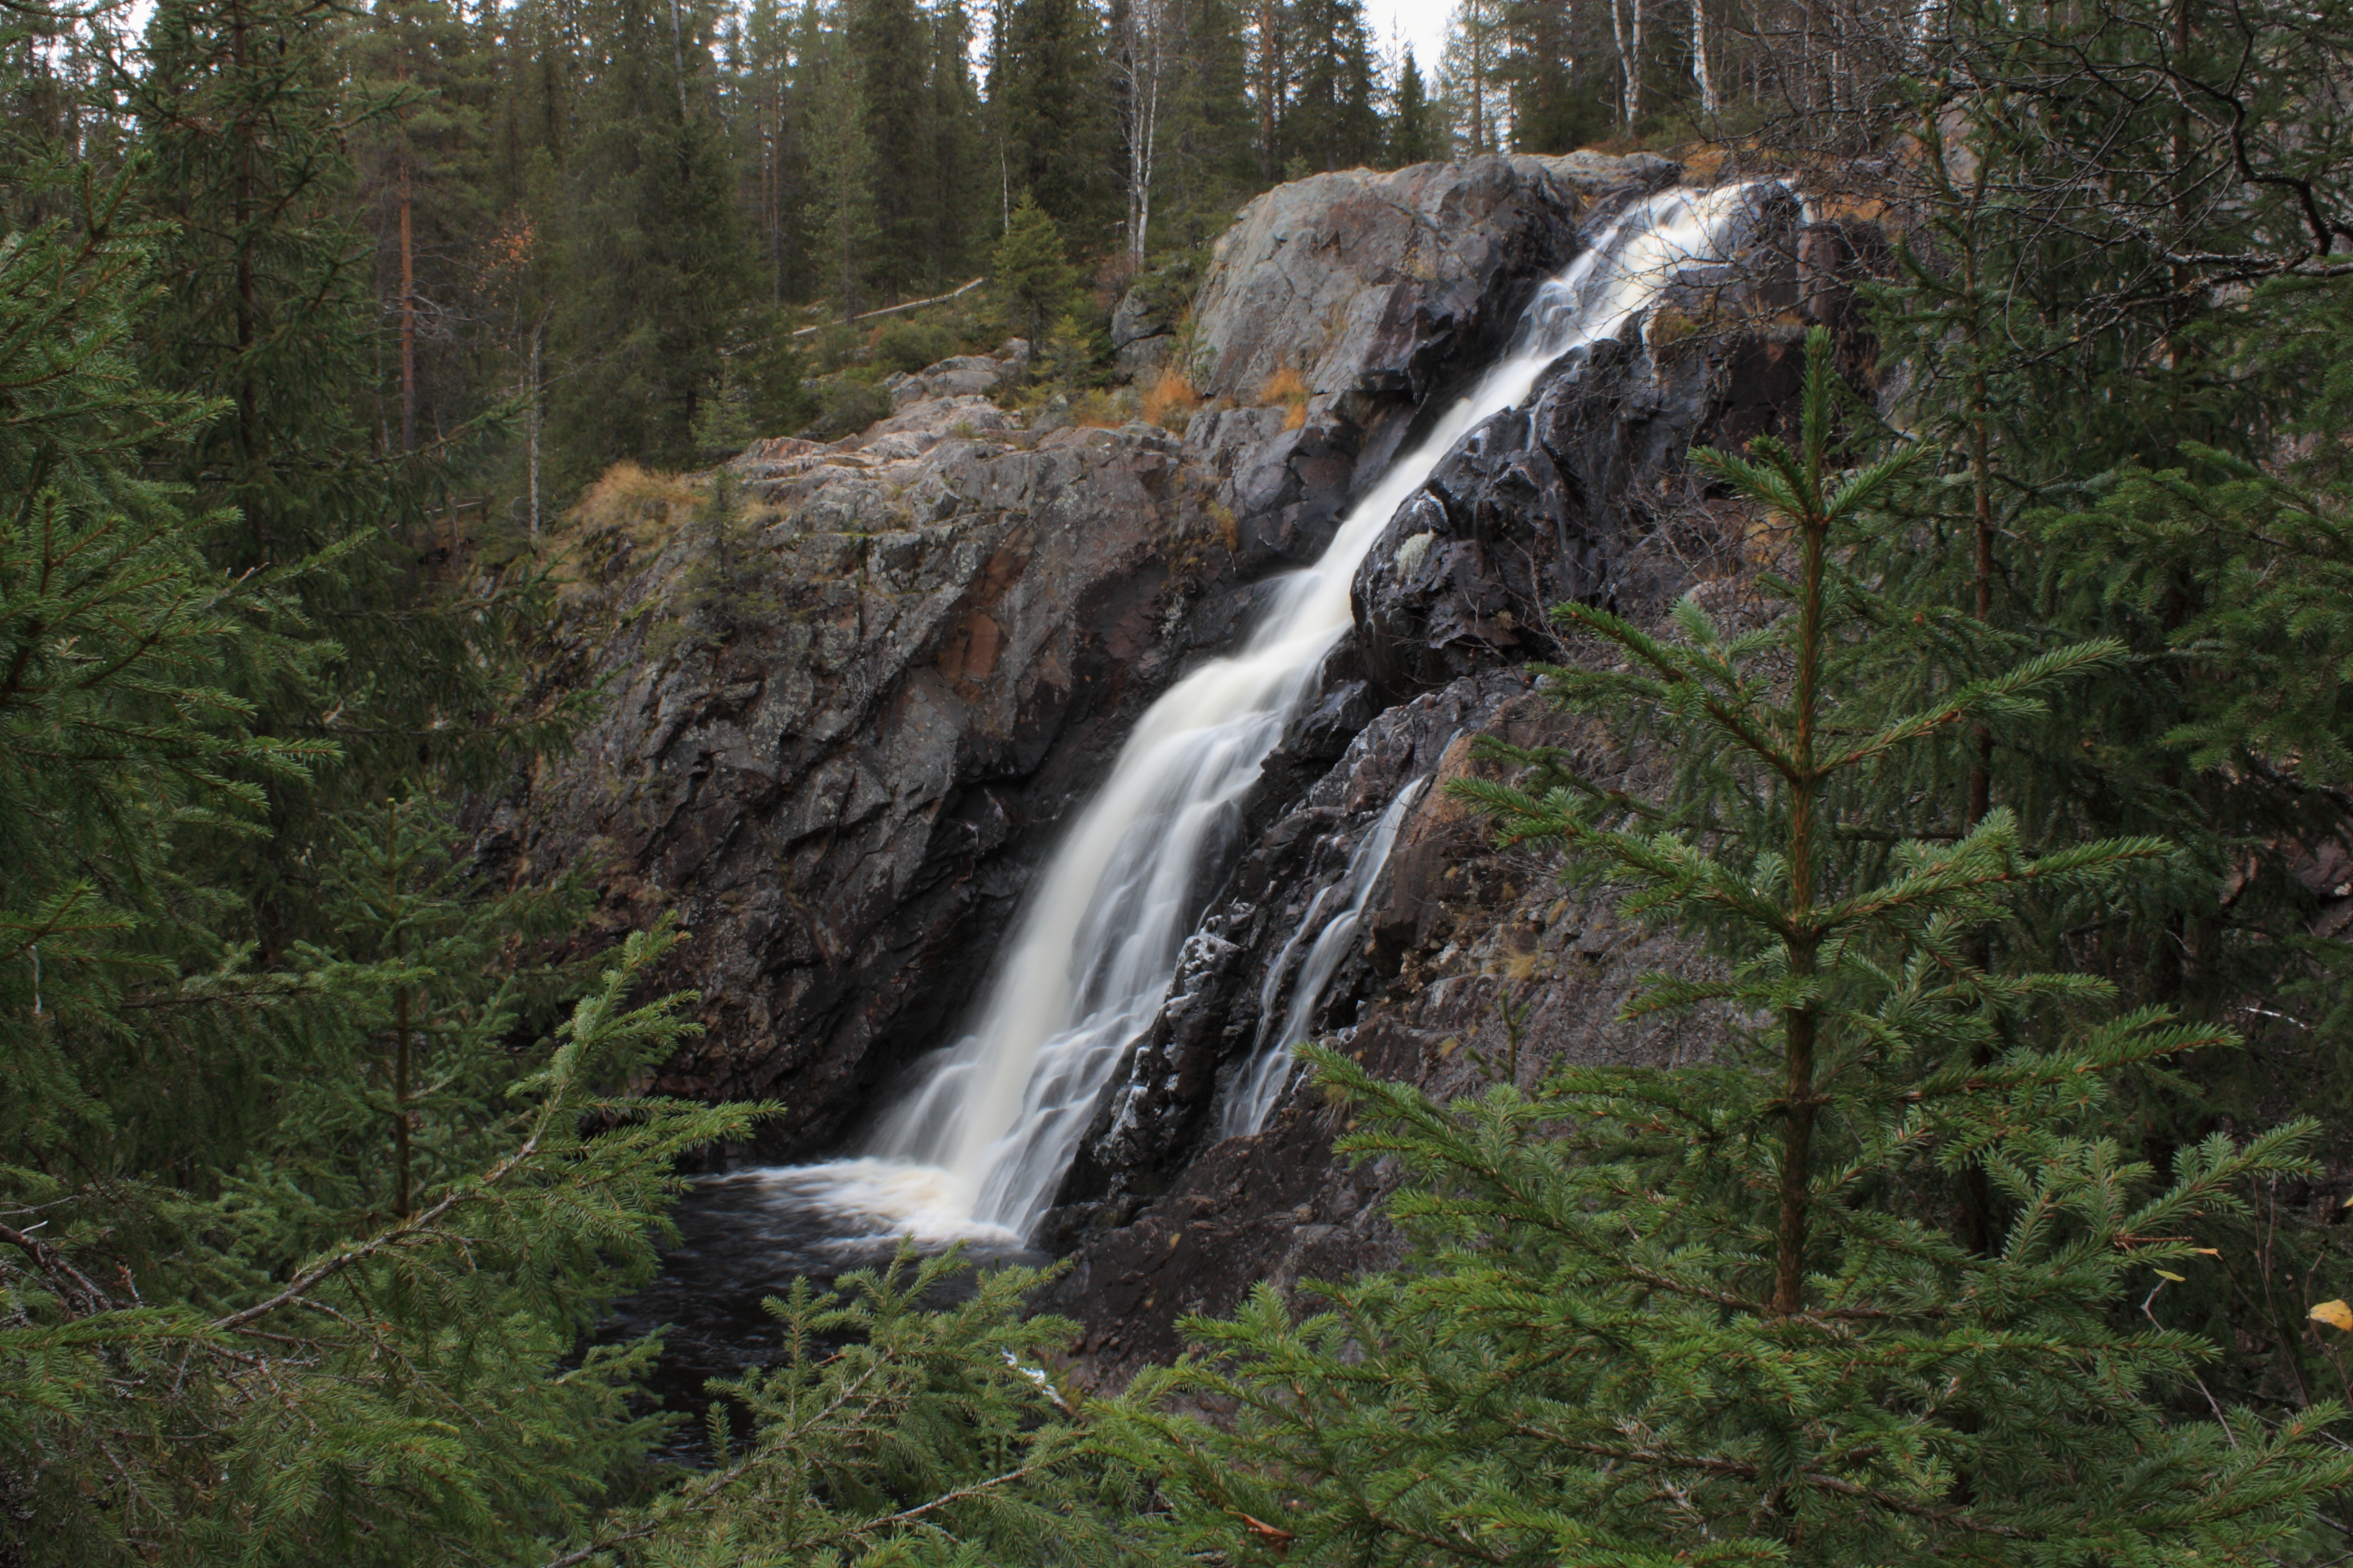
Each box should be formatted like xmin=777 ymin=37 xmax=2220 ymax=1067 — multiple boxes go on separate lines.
xmin=546 ymin=0 xmax=747 ymax=477
xmin=996 ymin=0 xmax=1120 ymax=247
xmin=1387 ymin=45 xmax=1438 ymax=163
xmin=848 ymin=0 xmax=932 ymax=297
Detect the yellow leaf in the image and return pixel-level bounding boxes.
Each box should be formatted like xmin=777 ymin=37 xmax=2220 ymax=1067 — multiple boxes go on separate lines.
xmin=2309 ymin=1300 xmax=2353 ymax=1331
xmin=2154 ymin=1270 xmax=2185 ymax=1283
xmin=2195 ymin=1247 xmax=2220 ymax=1256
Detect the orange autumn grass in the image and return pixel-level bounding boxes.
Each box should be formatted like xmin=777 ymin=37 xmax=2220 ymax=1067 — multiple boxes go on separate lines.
xmin=1142 ymin=368 xmax=1203 ymax=431
xmin=1260 ymin=365 xmax=1310 ymax=429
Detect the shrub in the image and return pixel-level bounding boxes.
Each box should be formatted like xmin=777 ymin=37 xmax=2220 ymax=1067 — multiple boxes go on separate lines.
xmin=874 ymin=318 xmax=956 ymax=374
xmin=807 ymin=375 xmax=893 ymax=441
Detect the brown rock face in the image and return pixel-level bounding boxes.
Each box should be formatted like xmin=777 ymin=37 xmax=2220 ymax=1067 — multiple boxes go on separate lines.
xmin=502 ymin=154 xmax=1685 ymax=1157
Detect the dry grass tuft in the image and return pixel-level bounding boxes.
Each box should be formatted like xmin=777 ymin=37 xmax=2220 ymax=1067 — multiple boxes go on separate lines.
xmin=1260 ymin=364 xmax=1310 ymax=429
xmin=569 ymin=462 xmax=700 ymax=543
xmin=1142 ymin=369 xmax=1203 ymax=431
xmin=546 ymin=461 xmax=703 ymax=604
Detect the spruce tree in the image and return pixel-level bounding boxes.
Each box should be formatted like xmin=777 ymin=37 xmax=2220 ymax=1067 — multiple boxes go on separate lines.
xmin=1150 ymin=0 xmax=1255 ymax=246
xmin=802 ymin=8 xmax=879 ymax=321
xmin=1286 ymin=0 xmax=1380 ymax=171
xmin=924 ymin=0 xmax=985 ymax=281
xmin=992 ymin=189 xmax=1078 ymax=342
xmin=848 ymin=0 xmax=933 ymax=298
xmin=126 ymin=0 xmax=578 ymax=950
xmin=1387 ymin=45 xmax=1439 ymax=165
xmin=996 ymin=0 xmax=1120 ymax=249
xmin=546 ymin=0 xmax=748 ymax=478
xmin=0 ymin=128 xmax=758 ymax=1561
xmin=1114 ymin=331 xmax=2353 ymax=1565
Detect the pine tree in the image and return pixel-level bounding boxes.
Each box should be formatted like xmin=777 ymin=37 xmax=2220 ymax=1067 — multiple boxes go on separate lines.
xmin=1115 ymin=331 xmax=2353 ymax=1565
xmin=348 ymin=0 xmax=496 ymax=455
xmin=1386 ymin=44 xmax=1439 ymax=165
xmin=848 ymin=0 xmax=933 ymax=298
xmin=997 ymin=0 xmax=1120 ymax=248
xmin=1438 ymin=0 xmax=1501 ymax=154
xmin=991 ymin=189 xmax=1078 ymax=342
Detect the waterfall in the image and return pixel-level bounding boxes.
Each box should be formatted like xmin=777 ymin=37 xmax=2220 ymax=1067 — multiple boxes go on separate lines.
xmin=783 ymin=179 xmax=1781 ymax=1245
xmin=1221 ymin=774 xmax=1428 ymax=1139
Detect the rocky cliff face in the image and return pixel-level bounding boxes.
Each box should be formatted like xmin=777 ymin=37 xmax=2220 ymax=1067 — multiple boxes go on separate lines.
xmin=503 ymin=152 xmax=1702 ymax=1154
xmin=504 ymin=151 xmax=1879 ymax=1372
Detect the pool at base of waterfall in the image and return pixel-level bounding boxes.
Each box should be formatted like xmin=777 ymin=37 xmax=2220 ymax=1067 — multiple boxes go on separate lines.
xmin=597 ymin=1162 xmax=1044 ymax=1465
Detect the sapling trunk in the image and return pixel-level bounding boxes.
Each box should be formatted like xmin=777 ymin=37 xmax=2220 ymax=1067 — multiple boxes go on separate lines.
xmin=388 ymin=797 xmax=413 ymax=1219
xmin=1774 ymin=461 xmax=1829 ymax=1318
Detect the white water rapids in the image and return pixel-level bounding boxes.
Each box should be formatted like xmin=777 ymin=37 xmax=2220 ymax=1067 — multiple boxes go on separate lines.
xmin=1221 ymin=772 xmax=1429 ymax=1139
xmin=765 ymin=180 xmax=1780 ymax=1246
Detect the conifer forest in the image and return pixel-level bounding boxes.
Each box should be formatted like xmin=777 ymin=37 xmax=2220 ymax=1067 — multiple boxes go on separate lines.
xmin=16 ymin=0 xmax=2353 ymax=1556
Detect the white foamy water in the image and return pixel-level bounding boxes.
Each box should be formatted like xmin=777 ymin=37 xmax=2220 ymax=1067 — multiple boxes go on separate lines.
xmin=1222 ymin=773 xmax=1430 ymax=1137
xmin=765 ymin=180 xmax=1782 ymax=1244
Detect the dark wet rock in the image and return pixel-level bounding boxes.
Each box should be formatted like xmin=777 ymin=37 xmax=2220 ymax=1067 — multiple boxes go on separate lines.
xmin=1036 ymin=186 xmax=1888 ymax=1377
xmin=1348 ymin=197 xmax=1890 ymax=703
xmin=1038 ymin=658 xmax=1735 ymax=1387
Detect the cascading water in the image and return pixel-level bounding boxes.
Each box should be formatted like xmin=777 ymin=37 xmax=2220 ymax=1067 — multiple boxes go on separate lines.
xmin=1220 ymin=774 xmax=1428 ymax=1139
xmin=780 ymin=179 xmax=1781 ymax=1245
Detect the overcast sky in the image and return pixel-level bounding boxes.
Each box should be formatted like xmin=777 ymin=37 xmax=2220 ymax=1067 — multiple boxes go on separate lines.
xmin=1376 ymin=0 xmax=1456 ymax=73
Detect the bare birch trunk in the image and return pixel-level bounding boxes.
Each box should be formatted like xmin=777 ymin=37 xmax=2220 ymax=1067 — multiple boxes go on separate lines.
xmin=1692 ymin=0 xmax=1716 ymax=115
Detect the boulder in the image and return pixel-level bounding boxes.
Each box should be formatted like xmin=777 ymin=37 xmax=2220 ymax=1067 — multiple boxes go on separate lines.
xmin=1184 ymin=152 xmax=1674 ymax=419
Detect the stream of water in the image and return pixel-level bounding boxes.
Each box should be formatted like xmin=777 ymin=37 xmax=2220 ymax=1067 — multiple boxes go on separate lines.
xmin=610 ymin=184 xmax=1785 ymax=1415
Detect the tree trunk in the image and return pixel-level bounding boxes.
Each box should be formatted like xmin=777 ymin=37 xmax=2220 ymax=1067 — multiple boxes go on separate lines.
xmin=1692 ymin=0 xmax=1715 ymax=116
xmin=526 ymin=316 xmax=543 ymax=537
xmin=1610 ymin=0 xmax=1630 ymax=132
xmin=1628 ymin=0 xmax=1644 ymax=128
xmin=399 ymin=157 xmax=416 ymax=454
xmin=1774 ymin=497 xmax=1829 ymax=1317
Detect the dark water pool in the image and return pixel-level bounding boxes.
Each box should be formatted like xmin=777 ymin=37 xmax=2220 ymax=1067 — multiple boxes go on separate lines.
xmin=598 ymin=1161 xmax=1048 ymax=1462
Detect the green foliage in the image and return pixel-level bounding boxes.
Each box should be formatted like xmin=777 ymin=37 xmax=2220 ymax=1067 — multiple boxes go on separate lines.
xmin=994 ymin=0 xmax=1120 ymax=247
xmin=557 ymin=1249 xmax=1160 ymax=1566
xmin=1116 ymin=332 xmax=2353 ymax=1566
xmin=4 ymin=921 xmax=760 ymax=1566
xmin=0 ymin=63 xmax=761 ymax=1567
xmin=546 ymin=0 xmax=748 ymax=482
xmin=808 ymin=372 xmax=895 ymax=439
xmin=991 ymin=191 xmax=1079 ymax=346
xmin=848 ymin=0 xmax=933 ymax=300
xmin=875 ymin=317 xmax=958 ymax=373
xmin=0 ymin=159 xmax=327 ymax=1166
xmin=1387 ymin=47 xmax=1442 ymax=165
xmin=125 ymin=0 xmax=583 ymax=941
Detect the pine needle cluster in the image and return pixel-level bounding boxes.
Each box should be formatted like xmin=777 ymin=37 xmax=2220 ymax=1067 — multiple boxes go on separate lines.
xmin=1114 ymin=330 xmax=2353 ymax=1566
